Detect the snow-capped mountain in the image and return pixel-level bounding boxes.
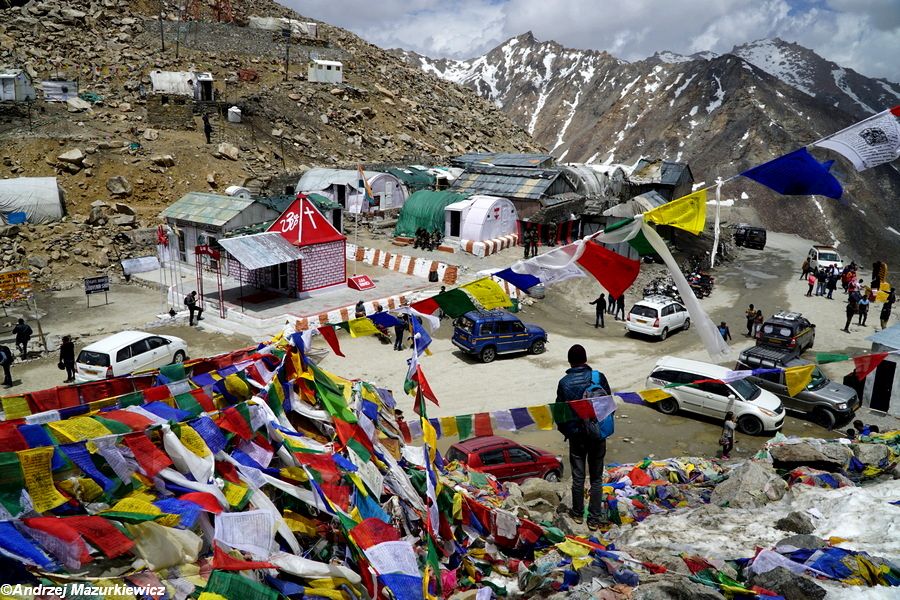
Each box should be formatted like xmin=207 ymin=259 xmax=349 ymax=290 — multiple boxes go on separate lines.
xmin=394 ymin=35 xmax=900 ymax=261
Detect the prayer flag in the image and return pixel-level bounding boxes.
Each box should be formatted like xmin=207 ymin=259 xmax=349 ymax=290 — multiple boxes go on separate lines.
xmin=637 ymin=389 xmax=671 ymax=404
xmin=432 ymin=288 xmax=477 ymax=319
xmin=494 ymin=267 xmax=541 ymax=291
xmin=785 ymin=364 xmax=816 ymax=396
xmin=575 ymin=240 xmax=641 ymax=298
xmin=473 ymin=413 xmax=493 ymax=437
xmin=218 ymin=405 xmax=254 ymax=440
xmin=0 ymin=452 xmax=25 ymax=514
xmin=814 ymin=106 xmax=900 ymax=171
xmin=455 ymin=414 xmax=473 ymax=441
xmin=18 ymin=447 xmax=68 ymax=512
xmin=741 ymin=148 xmax=843 ymax=199
xmin=212 ymin=544 xmax=276 ymax=570
xmin=349 ymin=317 xmax=381 ymax=338
xmin=460 ymin=278 xmax=512 ymax=310
xmin=351 ymin=517 xmax=400 ymax=549
xmin=644 ymin=189 xmax=707 ymax=235
xmin=527 ymin=405 xmax=553 ymax=430
xmin=123 ymin=432 xmax=173 ymax=478
xmin=509 ymin=407 xmax=534 ymax=429
xmin=411 ymin=316 xmax=432 ymax=357
xmin=370 ymin=311 xmax=403 ymax=329
xmin=63 ymin=515 xmax=134 ymax=559
xmin=439 ymin=416 xmax=458 ymax=438
xmin=816 ymin=352 xmax=850 ymax=365
xmin=853 ymin=352 xmax=888 ymax=380
xmin=48 ymin=416 xmax=112 ymax=443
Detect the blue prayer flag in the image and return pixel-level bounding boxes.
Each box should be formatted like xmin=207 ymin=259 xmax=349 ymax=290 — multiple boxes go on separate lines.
xmin=741 ymin=148 xmax=843 ymax=199
xmin=495 ymin=267 xmax=540 ymax=291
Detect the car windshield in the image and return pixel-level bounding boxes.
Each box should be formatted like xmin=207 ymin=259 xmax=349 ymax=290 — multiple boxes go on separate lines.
xmin=818 ymin=252 xmax=839 ymax=261
xmin=77 ymin=350 xmax=110 ymax=367
xmin=808 ymin=367 xmax=828 ymax=390
xmin=762 ymin=324 xmax=791 ymax=337
xmin=630 ymin=305 xmax=658 ymax=318
xmin=445 ymin=447 xmax=467 ymax=463
xmin=729 ymin=378 xmax=762 ymax=400
xmin=456 ymin=317 xmax=476 ymax=334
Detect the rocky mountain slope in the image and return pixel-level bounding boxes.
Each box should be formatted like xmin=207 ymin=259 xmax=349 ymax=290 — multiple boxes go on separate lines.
xmin=396 ymin=34 xmax=900 ymax=262
xmin=0 ymin=0 xmax=534 ymax=286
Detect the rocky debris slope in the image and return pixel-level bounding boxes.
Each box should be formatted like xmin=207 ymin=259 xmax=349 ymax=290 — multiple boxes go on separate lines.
xmin=397 ymin=33 xmax=900 ymax=263
xmin=0 ymin=0 xmax=535 ymax=287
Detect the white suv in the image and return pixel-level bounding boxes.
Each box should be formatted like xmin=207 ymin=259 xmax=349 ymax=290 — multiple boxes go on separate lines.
xmin=75 ymin=331 xmax=188 ymax=382
xmin=646 ymin=356 xmax=784 ymax=435
xmin=807 ymin=245 xmax=843 ymax=271
xmin=625 ymin=296 xmax=689 ymax=340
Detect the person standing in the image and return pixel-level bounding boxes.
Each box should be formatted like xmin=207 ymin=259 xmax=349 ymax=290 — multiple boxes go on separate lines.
xmin=12 ymin=318 xmax=32 ymax=359
xmin=858 ymin=291 xmax=870 ymax=326
xmin=744 ymin=304 xmax=755 ymax=336
xmin=718 ymin=321 xmax=732 ymax=341
xmin=202 ymin=113 xmax=212 ymax=144
xmin=816 ymin=268 xmax=827 ymax=296
xmin=806 ymin=271 xmax=816 ymax=297
xmin=826 ymin=271 xmax=838 ymax=300
xmin=752 ymin=310 xmax=764 ymax=337
xmin=522 ymin=228 xmax=531 ymax=259
xmin=607 ymin=293 xmax=615 ymax=315
xmin=393 ymin=314 xmax=407 ymax=351
xmin=800 ymin=258 xmax=810 ymax=280
xmin=60 ymin=335 xmax=76 ymax=383
xmin=880 ymin=288 xmax=896 ymax=330
xmin=843 ymin=289 xmax=860 ymax=333
xmin=354 ymin=300 xmax=365 ymax=319
xmin=0 ymin=344 xmax=13 ymax=388
xmin=185 ymin=291 xmax=204 ymax=326
xmin=556 ymin=344 xmax=611 ymax=531
xmin=720 ymin=412 xmax=736 ymax=459
xmin=589 ymin=295 xmax=606 ymax=328
xmin=529 ymin=227 xmax=539 ymax=258
xmin=615 ymin=294 xmax=626 ymax=321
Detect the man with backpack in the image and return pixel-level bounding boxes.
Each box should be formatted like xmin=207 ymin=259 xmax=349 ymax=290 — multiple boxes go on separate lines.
xmin=0 ymin=344 xmax=13 ymax=387
xmin=185 ymin=291 xmax=203 ymax=326
xmin=556 ymin=344 xmax=613 ymax=531
xmin=12 ymin=318 xmax=32 ymax=359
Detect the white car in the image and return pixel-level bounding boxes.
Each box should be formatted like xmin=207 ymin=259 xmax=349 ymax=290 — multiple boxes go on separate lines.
xmin=75 ymin=331 xmax=188 ymax=382
xmin=646 ymin=356 xmax=785 ymax=435
xmin=807 ymin=245 xmax=843 ymax=271
xmin=625 ymin=296 xmax=689 ymax=340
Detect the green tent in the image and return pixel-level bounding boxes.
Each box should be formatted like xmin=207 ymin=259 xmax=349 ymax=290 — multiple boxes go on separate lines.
xmin=387 ymin=167 xmax=436 ymax=193
xmin=394 ymin=190 xmax=468 ymax=237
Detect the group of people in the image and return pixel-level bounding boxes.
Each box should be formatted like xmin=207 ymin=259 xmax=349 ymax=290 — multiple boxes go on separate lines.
xmin=799 ymin=259 xmax=895 ymax=333
xmin=801 ymin=260 xmax=845 ymax=299
xmin=522 ymin=227 xmax=540 ymax=259
xmin=743 ymin=304 xmax=765 ymax=337
xmin=589 ymin=293 xmax=626 ymax=328
xmin=845 ymin=419 xmax=881 ymax=440
xmin=0 ymin=318 xmax=77 ymax=388
xmin=412 ymin=228 xmax=443 ymax=251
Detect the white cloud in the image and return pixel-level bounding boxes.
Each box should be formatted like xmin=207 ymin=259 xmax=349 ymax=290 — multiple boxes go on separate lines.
xmin=278 ymin=0 xmax=900 ymax=81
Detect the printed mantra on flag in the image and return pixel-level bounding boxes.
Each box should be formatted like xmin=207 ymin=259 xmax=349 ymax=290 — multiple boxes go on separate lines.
xmin=280 ymin=206 xmax=319 ymax=233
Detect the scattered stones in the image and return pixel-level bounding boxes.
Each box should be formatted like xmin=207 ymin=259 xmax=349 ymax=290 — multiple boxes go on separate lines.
xmin=853 ymin=443 xmax=889 ymax=465
xmin=710 ymin=461 xmax=788 ymax=508
xmin=143 ymin=128 xmax=160 ymax=141
xmin=769 ymin=441 xmax=853 ymax=470
xmin=112 ymin=214 xmax=136 ymax=227
xmin=215 ymin=142 xmax=240 ymax=161
xmin=775 ymin=511 xmax=815 ymax=535
xmin=748 ymin=567 xmax=826 ymax=600
xmin=27 ymin=255 xmax=49 ymax=269
xmin=114 ymin=203 xmax=134 ymax=215
xmin=86 ymin=206 xmax=108 ymax=226
xmin=150 ymin=154 xmax=176 ymax=167
xmin=105 ymin=176 xmax=133 ymax=197
xmin=57 ymin=148 xmax=85 ymax=165
xmin=776 ymin=534 xmax=827 ymax=550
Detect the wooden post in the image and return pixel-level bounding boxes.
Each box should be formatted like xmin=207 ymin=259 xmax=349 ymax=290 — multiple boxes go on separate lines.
xmin=30 ymin=297 xmax=47 ymax=352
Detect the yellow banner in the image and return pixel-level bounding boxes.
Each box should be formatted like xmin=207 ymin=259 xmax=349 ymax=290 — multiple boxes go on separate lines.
xmin=461 ymin=278 xmax=512 ymax=309
xmin=528 ymin=405 xmax=553 ymax=430
xmin=224 ymin=373 xmax=252 ymax=401
xmin=348 ymin=317 xmax=381 ymax=338
xmin=48 ymin=416 xmax=113 ymax=443
xmin=785 ymin=364 xmax=815 ymax=397
xmin=439 ymin=416 xmax=459 ymax=438
xmin=638 ymin=389 xmax=671 ymax=403
xmin=644 ymin=189 xmax=707 ymax=235
xmin=422 ymin=417 xmax=437 ymax=450
xmin=104 ymin=497 xmax=162 ymax=516
xmin=19 ymin=447 xmax=68 ymax=512
xmin=284 ymin=509 xmax=318 ymax=536
xmin=1 ymin=395 xmax=30 ymax=419
xmin=179 ymin=425 xmax=211 ymax=458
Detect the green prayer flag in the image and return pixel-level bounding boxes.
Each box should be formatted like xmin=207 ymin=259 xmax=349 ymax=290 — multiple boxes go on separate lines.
xmin=118 ymin=391 xmax=145 ymax=407
xmin=91 ymin=415 xmax=133 ymax=434
xmin=346 ymin=437 xmax=371 ymax=463
xmin=604 ymin=218 xmax=634 ymax=233
xmin=314 ymin=380 xmax=357 ymax=424
xmin=626 ymin=230 xmax=655 ymax=256
xmin=549 ymin=402 xmax=574 ymax=424
xmin=456 ymin=414 xmax=473 ymax=441
xmin=174 ymin=393 xmax=204 ymax=418
xmin=426 ymin=533 xmax=442 ymax=593
xmin=434 ymin=288 xmax=478 ymax=318
xmin=159 ymin=363 xmax=186 ymax=382
xmin=0 ymin=452 xmax=24 ymax=514
xmin=816 ymin=352 xmax=850 ymax=364
xmin=205 ymin=569 xmax=278 ymax=600
xmin=467 ymin=470 xmax=488 ymax=489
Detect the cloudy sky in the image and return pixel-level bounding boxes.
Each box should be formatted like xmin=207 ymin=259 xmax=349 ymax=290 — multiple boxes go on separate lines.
xmin=281 ymin=0 xmax=900 ymax=81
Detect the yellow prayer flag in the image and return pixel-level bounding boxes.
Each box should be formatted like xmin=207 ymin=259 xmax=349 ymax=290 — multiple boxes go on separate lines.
xmin=222 ymin=481 xmax=251 ymax=508
xmin=461 ymin=278 xmax=512 ymax=310
xmin=875 ymin=281 xmax=891 ymax=303
xmin=48 ymin=416 xmax=113 ymax=442
xmin=361 ymin=385 xmax=381 ymax=406
xmin=452 ymin=492 xmax=463 ymax=520
xmin=1 ymin=395 xmax=30 ymax=419
xmin=556 ymin=538 xmax=592 ymax=558
xmin=422 ymin=417 xmax=437 ymax=450
xmin=638 ymin=389 xmax=672 ymax=403
xmin=644 ymin=189 xmax=707 ymax=235
xmin=528 ymin=405 xmax=553 ymax=430
xmin=104 ymin=497 xmax=162 ymax=516
xmin=348 ymin=317 xmax=381 ymax=338
xmin=18 ymin=447 xmax=67 ymax=512
xmin=785 ymin=364 xmax=815 ymax=396
xmin=440 ymin=416 xmax=459 ymax=438
xmin=178 ymin=425 xmax=211 ymax=458
xmin=224 ymin=373 xmax=252 ymax=401
xmin=284 ymin=509 xmax=319 ymax=536
xmin=198 ymin=593 xmax=229 ymax=600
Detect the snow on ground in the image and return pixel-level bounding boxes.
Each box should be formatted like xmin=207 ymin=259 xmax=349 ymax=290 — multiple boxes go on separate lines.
xmin=656 ymin=51 xmax=692 ymax=64
xmin=706 ymin=75 xmax=725 ymax=113
xmin=832 ymin=67 xmax=876 ymax=114
xmin=669 ymin=74 xmax=696 ymax=106
xmin=733 ymin=39 xmax=816 ymax=97
xmin=887 ymin=226 xmax=900 ymax=237
xmin=551 ymin=89 xmax=582 ymax=151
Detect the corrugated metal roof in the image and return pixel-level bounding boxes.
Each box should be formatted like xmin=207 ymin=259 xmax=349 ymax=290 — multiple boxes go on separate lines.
xmin=629 ymin=160 xmax=692 ymax=186
xmin=867 ymin=323 xmax=900 ymax=350
xmin=451 ymin=153 xmax=554 ymax=168
xmin=603 ymin=190 xmax=668 ymax=218
xmin=296 ymin=168 xmax=382 ymax=192
xmin=161 ymin=192 xmax=256 ymax=227
xmin=450 ymin=165 xmax=565 ymax=200
xmin=218 ymin=232 xmax=304 ymax=271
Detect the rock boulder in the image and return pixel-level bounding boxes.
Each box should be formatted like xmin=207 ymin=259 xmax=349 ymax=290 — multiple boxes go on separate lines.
xmin=769 ymin=440 xmax=852 ymax=470
xmin=774 ymin=511 xmax=815 ymax=534
xmin=748 ymin=567 xmax=826 ymax=600
xmin=106 ymin=176 xmax=133 ymax=197
xmin=215 ymin=142 xmax=239 ymax=161
xmin=710 ymin=461 xmax=787 ymax=508
xmin=633 ymin=578 xmax=726 ymax=599
xmin=57 ymin=148 xmax=85 ymax=165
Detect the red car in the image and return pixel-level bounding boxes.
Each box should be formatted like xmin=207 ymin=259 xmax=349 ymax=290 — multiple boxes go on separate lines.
xmin=445 ymin=436 xmax=563 ymax=483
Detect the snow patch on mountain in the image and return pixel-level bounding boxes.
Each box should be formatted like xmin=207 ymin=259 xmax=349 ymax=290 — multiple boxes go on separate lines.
xmin=833 ymin=67 xmax=875 ymax=114
xmin=707 ymin=75 xmax=725 ymax=113
xmin=732 ymin=39 xmax=816 ymax=97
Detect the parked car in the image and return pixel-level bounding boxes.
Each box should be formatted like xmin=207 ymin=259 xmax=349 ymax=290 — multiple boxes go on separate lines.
xmin=625 ymin=296 xmax=690 ymax=340
xmin=736 ymin=346 xmax=860 ymax=429
xmin=452 ymin=310 xmax=547 ymax=363
xmin=807 ymin=245 xmax=843 ymax=271
xmin=734 ymin=224 xmax=767 ymax=250
xmin=75 ymin=331 xmax=188 ymax=383
xmin=646 ymin=356 xmax=784 ymax=435
xmin=755 ymin=311 xmax=815 ymax=357
xmin=445 ymin=435 xmax=563 ymax=483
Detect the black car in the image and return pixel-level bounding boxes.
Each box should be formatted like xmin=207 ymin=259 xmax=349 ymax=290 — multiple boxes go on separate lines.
xmin=734 ymin=224 xmax=767 ymax=250
xmin=755 ymin=311 xmax=815 ymax=357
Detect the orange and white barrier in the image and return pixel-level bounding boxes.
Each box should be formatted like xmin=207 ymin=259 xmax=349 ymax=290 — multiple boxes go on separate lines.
xmin=459 ymin=234 xmax=519 ymax=257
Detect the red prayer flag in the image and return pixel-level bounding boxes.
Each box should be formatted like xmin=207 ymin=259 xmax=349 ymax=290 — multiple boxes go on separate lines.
xmin=100 ymin=409 xmax=155 ymax=430
xmin=473 ymin=413 xmax=493 ymax=437
xmin=398 ymin=420 xmax=412 ymax=444
xmin=576 ymin=240 xmax=641 ymax=298
xmin=569 ymin=399 xmax=595 ymax=419
xmin=212 ymin=544 xmax=276 ymax=570
xmin=179 ymin=491 xmax=224 ymax=513
xmin=23 ymin=516 xmax=93 ymax=566
xmin=410 ymin=297 xmax=440 ymax=315
xmin=190 ymin=388 xmax=215 ymax=412
xmin=294 ymin=452 xmax=341 ymax=482
xmin=217 ymin=406 xmax=253 ymax=440
xmin=142 ymin=385 xmax=172 ymax=402
xmin=123 ymin=432 xmax=173 ymax=478
xmin=333 ymin=418 xmax=376 ymax=458
xmin=351 ymin=517 xmax=401 ymax=549
xmin=63 ymin=515 xmax=134 ymax=559
xmin=319 ymin=325 xmax=345 ymax=358
xmin=215 ymin=460 xmax=242 ymax=484
xmin=853 ymin=352 xmax=888 ymax=380
xmin=415 ymin=365 xmax=439 ymax=406
xmin=627 ymin=466 xmax=652 ymax=487
xmin=320 ymin=482 xmax=350 ymax=511
xmin=0 ymin=423 xmax=29 ymax=451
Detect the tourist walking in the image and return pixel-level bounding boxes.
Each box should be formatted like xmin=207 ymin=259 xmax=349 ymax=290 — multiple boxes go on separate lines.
xmin=589 ymin=295 xmax=606 ymax=328
xmin=720 ymin=412 xmax=736 ymax=459
xmin=806 ymin=271 xmax=816 ymax=297
xmin=718 ymin=321 xmax=732 ymax=341
xmin=843 ymin=289 xmax=860 ymax=333
xmin=744 ymin=304 xmax=755 ymax=336
xmin=60 ymin=335 xmax=76 ymax=383
xmin=858 ymin=292 xmax=870 ymax=326
xmin=12 ymin=318 xmax=32 ymax=359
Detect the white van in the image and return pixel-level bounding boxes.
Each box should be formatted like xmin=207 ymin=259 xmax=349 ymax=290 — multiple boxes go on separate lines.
xmin=646 ymin=356 xmax=784 ymax=435
xmin=75 ymin=331 xmax=188 ymax=382
xmin=807 ymin=245 xmax=843 ymax=271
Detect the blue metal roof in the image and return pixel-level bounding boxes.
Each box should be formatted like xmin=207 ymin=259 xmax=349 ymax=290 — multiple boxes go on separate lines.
xmin=160 ymin=192 xmax=256 ymax=227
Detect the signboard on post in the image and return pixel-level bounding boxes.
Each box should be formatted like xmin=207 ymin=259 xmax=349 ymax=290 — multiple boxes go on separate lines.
xmin=0 ymin=269 xmax=33 ymax=302
xmin=84 ymin=275 xmax=110 ymax=307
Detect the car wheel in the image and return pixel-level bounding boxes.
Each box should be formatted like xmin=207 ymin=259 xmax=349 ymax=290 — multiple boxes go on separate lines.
xmin=543 ymin=470 xmax=561 ymax=483
xmin=682 ymin=318 xmax=691 ymax=331
xmin=811 ymin=408 xmax=836 ymax=430
xmin=659 ymin=327 xmax=669 ymax=341
xmin=173 ymin=350 xmax=186 ymax=363
xmin=529 ymin=339 xmax=546 ymax=355
xmin=658 ymin=397 xmax=679 ymax=415
xmin=480 ymin=346 xmax=496 ymax=363
xmin=737 ymin=415 xmax=764 ymax=435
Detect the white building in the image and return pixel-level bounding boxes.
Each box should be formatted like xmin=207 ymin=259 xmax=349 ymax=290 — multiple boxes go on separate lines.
xmin=444 ymin=194 xmax=517 ymax=242
xmin=149 ymin=70 xmax=215 ymax=102
xmin=307 ymin=60 xmax=343 ymax=84
xmin=0 ymin=69 xmax=36 ymax=102
xmin=296 ymin=168 xmax=407 ymax=214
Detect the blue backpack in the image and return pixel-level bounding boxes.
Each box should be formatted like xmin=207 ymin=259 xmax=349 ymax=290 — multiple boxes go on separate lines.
xmin=558 ymin=370 xmax=614 ymax=441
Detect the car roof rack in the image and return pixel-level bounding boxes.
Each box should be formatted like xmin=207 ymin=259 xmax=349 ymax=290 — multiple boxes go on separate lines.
xmin=772 ymin=311 xmax=803 ymax=321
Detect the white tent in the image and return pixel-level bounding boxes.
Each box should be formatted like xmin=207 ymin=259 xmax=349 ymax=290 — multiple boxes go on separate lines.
xmin=444 ymin=194 xmax=517 ymax=241
xmin=0 ymin=177 xmax=66 ymax=224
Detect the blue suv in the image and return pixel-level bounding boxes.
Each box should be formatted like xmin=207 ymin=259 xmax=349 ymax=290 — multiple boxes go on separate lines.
xmin=452 ymin=310 xmax=547 ymax=363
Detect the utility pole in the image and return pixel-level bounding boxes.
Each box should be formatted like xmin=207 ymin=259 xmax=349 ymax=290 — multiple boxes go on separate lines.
xmin=282 ymin=27 xmax=291 ymax=82
xmin=158 ymin=0 xmax=166 ymax=51
xmin=175 ymin=1 xmax=184 ymax=59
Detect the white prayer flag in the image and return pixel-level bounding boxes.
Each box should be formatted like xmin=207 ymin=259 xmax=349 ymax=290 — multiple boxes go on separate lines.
xmin=814 ymin=106 xmax=900 ymax=171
